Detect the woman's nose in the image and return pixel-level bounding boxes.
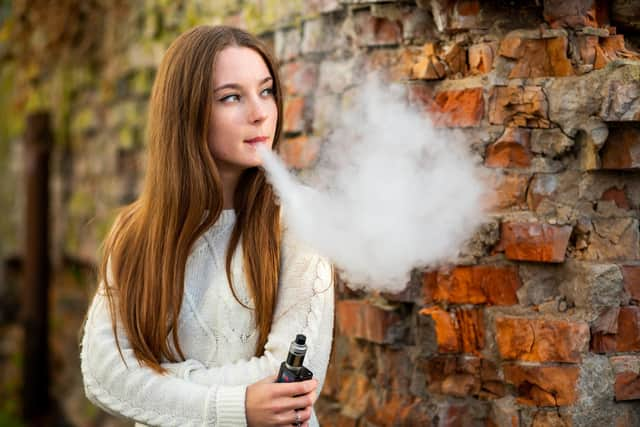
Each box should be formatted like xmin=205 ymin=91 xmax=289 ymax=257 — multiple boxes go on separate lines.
xmin=248 ymin=98 xmax=268 ymax=124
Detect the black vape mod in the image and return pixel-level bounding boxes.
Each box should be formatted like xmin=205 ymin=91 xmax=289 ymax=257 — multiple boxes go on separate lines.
xmin=276 ymin=334 xmax=313 ymax=383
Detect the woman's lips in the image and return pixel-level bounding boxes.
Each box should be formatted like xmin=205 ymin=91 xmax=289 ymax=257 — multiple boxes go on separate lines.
xmin=244 ymin=136 xmax=268 ymax=144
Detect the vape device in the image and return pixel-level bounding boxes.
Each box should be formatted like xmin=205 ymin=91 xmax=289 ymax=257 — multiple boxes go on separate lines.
xmin=276 ymin=334 xmax=314 ymax=383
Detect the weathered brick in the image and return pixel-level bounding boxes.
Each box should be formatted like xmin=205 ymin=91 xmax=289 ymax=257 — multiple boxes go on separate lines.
xmin=601 ymin=186 xmax=631 ymax=210
xmin=423 ymin=265 xmax=520 ymax=305
xmin=594 ymin=35 xmax=640 ymax=70
xmin=336 ymin=299 xmax=402 ymax=344
xmin=499 ymin=36 xmax=574 ymax=78
xmin=485 ymin=127 xmax=532 ymax=168
xmin=427 ymin=88 xmax=484 ymax=128
xmin=498 ymin=222 xmax=572 ymax=263
xmin=495 ymin=317 xmax=589 ymax=363
xmin=280 ymin=61 xmax=318 ymax=97
xmin=419 ymin=306 xmax=484 ymax=354
xmin=365 ymin=47 xmax=418 ymax=81
xmin=278 ymin=135 xmax=319 ymax=169
xmin=610 ymin=355 xmax=640 ymax=401
xmin=274 ymin=27 xmax=301 ymax=61
xmin=622 ymin=265 xmax=640 ymax=303
xmin=502 ymin=364 xmax=580 ymax=406
xmin=353 ymin=10 xmax=402 ymax=47
xmin=412 ymin=54 xmax=446 ymax=80
xmin=283 ymin=96 xmax=306 ymax=134
xmin=600 ymin=127 xmax=640 ymax=170
xmin=469 ymin=42 xmax=496 ymax=75
xmin=543 ymin=0 xmax=598 ymax=28
xmin=442 ymin=42 xmax=467 ymax=76
xmin=579 ymin=218 xmax=640 ymax=261
xmin=488 ymin=171 xmax=530 ymax=210
xmin=532 ymin=411 xmax=573 ymax=427
xmin=423 ymin=355 xmax=501 ymax=399
xmin=591 ymin=306 xmax=640 ymax=353
xmin=337 ymin=372 xmax=371 ymax=417
xmin=600 ymin=80 xmax=640 ymax=122
xmin=489 ymin=86 xmax=550 ymax=128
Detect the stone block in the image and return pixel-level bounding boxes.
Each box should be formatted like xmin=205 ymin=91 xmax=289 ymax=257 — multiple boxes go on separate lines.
xmin=485 ymin=127 xmax=532 ymax=168
xmin=503 ymin=364 xmax=580 ymax=406
xmin=489 ymin=86 xmax=550 ymax=128
xmin=423 ymin=265 xmax=520 ymax=305
xmin=336 ymin=299 xmax=403 ymax=344
xmin=591 ymin=306 xmax=640 ymax=353
xmin=498 ymin=222 xmax=572 ymax=263
xmin=495 ymin=316 xmax=589 ymax=363
xmin=610 ymin=355 xmax=640 ymax=401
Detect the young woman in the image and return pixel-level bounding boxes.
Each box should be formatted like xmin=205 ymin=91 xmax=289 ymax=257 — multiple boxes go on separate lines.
xmin=80 ymin=25 xmax=334 ymax=427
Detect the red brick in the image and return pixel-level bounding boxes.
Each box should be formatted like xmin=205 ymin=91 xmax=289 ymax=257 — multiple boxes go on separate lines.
xmin=622 ymin=265 xmax=640 ymax=303
xmin=428 ymin=88 xmax=484 ymax=128
xmin=498 ymin=222 xmax=572 ymax=263
xmin=278 ymin=135 xmax=318 ymax=169
xmin=600 ymin=127 xmax=640 ymax=170
xmin=501 ymin=37 xmax=574 ymax=78
xmin=592 ymin=306 xmax=640 ymax=353
xmin=336 ymin=299 xmax=402 ymax=344
xmin=419 ymin=306 xmax=484 ymax=354
xmin=495 ymin=317 xmax=589 ymax=362
xmin=423 ymin=265 xmax=521 ymax=305
xmin=601 ymin=186 xmax=631 ymax=210
xmin=610 ymin=356 xmax=640 ymax=401
xmin=469 ymin=42 xmax=496 ymax=75
xmin=283 ymin=96 xmax=306 ymax=133
xmin=485 ymin=127 xmax=532 ymax=168
xmin=503 ymin=364 xmax=580 ymax=406
xmin=488 ymin=86 xmax=550 ymax=128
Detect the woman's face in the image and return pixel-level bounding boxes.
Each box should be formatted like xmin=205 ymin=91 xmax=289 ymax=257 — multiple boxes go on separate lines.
xmin=208 ymin=46 xmax=278 ymax=176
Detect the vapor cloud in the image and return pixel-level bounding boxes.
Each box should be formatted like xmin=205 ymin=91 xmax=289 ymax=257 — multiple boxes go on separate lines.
xmin=259 ymin=76 xmax=488 ymax=293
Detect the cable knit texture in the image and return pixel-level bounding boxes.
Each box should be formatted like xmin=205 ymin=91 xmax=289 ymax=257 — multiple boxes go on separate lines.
xmin=80 ymin=209 xmax=334 ymax=427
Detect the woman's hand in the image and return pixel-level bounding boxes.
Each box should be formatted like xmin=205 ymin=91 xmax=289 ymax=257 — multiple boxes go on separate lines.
xmin=246 ymin=374 xmax=318 ymax=427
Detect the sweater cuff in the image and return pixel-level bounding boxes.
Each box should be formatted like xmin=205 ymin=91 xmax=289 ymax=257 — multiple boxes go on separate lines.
xmin=215 ymin=384 xmax=247 ymax=426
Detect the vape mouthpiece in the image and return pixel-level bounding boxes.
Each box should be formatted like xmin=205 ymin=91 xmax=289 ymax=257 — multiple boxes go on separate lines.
xmin=295 ymin=334 xmax=306 ymax=345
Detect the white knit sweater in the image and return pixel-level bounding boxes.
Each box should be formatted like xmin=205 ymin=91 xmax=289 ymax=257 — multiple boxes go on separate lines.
xmin=80 ymin=210 xmax=334 ymax=426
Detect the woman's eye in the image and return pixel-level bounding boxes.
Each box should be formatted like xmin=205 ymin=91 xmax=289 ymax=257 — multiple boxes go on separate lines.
xmin=220 ymin=94 xmax=240 ymax=103
xmin=261 ymin=87 xmax=274 ymax=96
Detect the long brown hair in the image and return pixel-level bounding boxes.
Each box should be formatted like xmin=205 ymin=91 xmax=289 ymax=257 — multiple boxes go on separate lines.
xmin=98 ymin=26 xmax=284 ymax=373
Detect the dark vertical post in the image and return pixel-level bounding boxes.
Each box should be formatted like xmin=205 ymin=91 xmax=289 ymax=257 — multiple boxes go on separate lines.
xmin=22 ymin=111 xmax=52 ymax=425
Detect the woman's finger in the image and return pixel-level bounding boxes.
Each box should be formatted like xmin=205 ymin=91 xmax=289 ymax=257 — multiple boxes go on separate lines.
xmin=270 ymin=378 xmax=318 ymax=398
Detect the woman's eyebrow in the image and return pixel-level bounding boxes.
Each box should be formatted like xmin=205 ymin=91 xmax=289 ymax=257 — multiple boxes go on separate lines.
xmin=214 ymin=76 xmax=273 ymax=92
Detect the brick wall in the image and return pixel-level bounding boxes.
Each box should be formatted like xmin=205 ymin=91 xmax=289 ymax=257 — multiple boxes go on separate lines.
xmin=1 ymin=1 xmax=640 ymax=426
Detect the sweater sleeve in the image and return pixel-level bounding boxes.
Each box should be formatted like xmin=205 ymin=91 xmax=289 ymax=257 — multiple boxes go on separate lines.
xmin=169 ymin=229 xmax=334 ymax=397
xmin=80 ymin=285 xmax=247 ymax=427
